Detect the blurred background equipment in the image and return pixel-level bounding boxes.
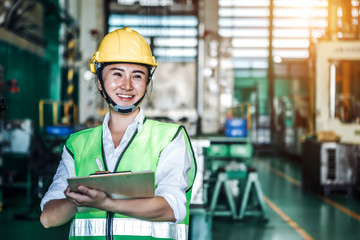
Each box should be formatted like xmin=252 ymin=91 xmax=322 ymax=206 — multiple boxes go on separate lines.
xmin=301 ymin=40 xmax=360 ymax=198
xmin=0 ymin=118 xmax=33 ymax=209
xmin=0 ymin=96 xmax=6 ymax=212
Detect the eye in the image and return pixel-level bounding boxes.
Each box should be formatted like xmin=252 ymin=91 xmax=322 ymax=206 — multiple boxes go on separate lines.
xmin=113 ymin=72 xmax=122 ymax=77
xmin=133 ymin=74 xmax=145 ymax=79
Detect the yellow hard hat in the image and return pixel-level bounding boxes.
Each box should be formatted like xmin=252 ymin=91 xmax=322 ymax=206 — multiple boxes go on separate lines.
xmin=90 ymin=27 xmax=158 ymax=73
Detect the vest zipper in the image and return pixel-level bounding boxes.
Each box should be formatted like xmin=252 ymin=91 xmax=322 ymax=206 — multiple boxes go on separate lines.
xmin=106 ymin=211 xmax=114 ymax=240
xmin=104 ymin=127 xmax=139 ymax=240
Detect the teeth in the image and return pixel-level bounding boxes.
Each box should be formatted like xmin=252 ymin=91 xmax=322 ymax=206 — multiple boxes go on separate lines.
xmin=117 ymin=94 xmax=132 ymax=98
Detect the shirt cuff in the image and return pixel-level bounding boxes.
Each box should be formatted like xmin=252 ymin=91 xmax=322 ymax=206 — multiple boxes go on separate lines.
xmin=156 ymin=187 xmax=187 ymax=224
xmin=40 ymin=191 xmax=66 ymax=211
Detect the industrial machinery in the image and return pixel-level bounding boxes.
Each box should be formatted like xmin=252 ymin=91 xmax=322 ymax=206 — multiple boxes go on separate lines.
xmin=302 ymin=141 xmax=359 ymax=197
xmin=0 ymin=118 xmax=33 ymax=210
xmin=315 ymin=41 xmax=360 ymax=143
xmin=274 ymin=96 xmax=295 ymax=154
xmin=189 ymin=138 xmax=211 ymax=240
xmin=0 ymin=97 xmax=6 ymax=212
xmin=302 ymin=40 xmax=360 ymax=197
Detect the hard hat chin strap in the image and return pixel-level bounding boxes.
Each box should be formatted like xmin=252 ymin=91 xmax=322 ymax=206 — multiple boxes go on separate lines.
xmin=112 ymin=95 xmax=145 ymax=114
xmin=94 ymin=61 xmax=145 ymax=114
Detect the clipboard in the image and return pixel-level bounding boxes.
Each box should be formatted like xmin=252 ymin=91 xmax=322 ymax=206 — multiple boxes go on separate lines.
xmin=67 ymin=171 xmax=155 ymax=199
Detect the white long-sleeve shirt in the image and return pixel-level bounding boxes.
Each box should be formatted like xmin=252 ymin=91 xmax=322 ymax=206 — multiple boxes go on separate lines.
xmin=40 ymin=109 xmax=191 ymax=223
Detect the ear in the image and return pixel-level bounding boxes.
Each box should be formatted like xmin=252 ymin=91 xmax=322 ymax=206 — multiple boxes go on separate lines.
xmin=97 ymin=78 xmax=102 ymax=91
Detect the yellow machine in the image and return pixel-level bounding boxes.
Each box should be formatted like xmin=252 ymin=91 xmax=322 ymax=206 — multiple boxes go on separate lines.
xmin=39 ymin=99 xmax=78 ymax=135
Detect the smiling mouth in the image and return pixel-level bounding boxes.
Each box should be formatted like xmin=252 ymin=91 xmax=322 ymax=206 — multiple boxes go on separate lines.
xmin=116 ymin=94 xmax=133 ymax=98
xmin=116 ymin=94 xmax=135 ymax=102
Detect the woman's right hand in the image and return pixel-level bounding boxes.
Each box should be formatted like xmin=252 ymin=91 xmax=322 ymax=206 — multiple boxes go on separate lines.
xmin=64 ymin=185 xmax=110 ymax=211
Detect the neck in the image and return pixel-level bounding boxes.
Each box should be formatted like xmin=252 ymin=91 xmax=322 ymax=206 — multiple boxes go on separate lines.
xmin=108 ymin=107 xmax=140 ymax=149
xmin=108 ymin=106 xmax=139 ymax=133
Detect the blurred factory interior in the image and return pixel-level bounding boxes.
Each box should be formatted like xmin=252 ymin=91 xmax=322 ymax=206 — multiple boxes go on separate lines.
xmin=1 ymin=0 xmax=360 ymax=239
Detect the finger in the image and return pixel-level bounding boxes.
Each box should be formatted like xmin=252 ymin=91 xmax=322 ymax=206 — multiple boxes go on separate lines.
xmin=68 ymin=194 xmax=91 ymax=206
xmin=65 ymin=187 xmax=74 ymax=198
xmin=78 ymin=186 xmax=98 ymax=199
xmin=77 ymin=185 xmax=87 ymax=194
xmin=64 ymin=186 xmax=71 ymax=195
xmin=65 ymin=188 xmax=88 ymax=202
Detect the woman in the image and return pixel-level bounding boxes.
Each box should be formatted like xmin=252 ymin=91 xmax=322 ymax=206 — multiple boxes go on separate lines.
xmin=40 ymin=27 xmax=196 ymax=240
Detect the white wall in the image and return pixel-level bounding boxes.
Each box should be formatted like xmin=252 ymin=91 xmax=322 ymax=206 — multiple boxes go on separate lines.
xmin=143 ymin=62 xmax=196 ymax=110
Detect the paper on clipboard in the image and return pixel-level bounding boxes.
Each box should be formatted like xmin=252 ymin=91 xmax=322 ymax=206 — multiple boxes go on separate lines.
xmin=67 ymin=171 xmax=154 ymax=199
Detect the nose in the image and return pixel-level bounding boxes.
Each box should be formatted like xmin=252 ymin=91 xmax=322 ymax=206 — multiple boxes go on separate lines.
xmin=119 ymin=75 xmax=133 ymax=91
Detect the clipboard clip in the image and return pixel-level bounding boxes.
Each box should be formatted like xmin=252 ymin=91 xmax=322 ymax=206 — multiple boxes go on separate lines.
xmin=89 ymin=170 xmax=132 ymax=176
xmin=90 ymin=171 xmax=111 ymax=176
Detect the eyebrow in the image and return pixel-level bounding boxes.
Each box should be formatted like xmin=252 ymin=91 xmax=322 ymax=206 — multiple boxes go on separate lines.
xmin=108 ymin=67 xmax=146 ymax=75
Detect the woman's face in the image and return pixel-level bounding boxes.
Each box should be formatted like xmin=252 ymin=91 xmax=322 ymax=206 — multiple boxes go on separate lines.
xmin=99 ymin=63 xmax=148 ymax=108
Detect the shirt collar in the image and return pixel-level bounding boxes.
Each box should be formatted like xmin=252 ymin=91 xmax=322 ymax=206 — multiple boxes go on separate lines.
xmin=102 ymin=108 xmax=145 ymax=137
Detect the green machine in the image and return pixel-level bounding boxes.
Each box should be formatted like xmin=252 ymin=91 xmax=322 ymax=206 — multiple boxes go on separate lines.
xmin=204 ymin=136 xmax=267 ymax=221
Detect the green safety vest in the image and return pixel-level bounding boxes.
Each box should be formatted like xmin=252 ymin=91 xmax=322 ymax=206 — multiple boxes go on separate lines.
xmin=65 ymin=119 xmax=197 ymax=240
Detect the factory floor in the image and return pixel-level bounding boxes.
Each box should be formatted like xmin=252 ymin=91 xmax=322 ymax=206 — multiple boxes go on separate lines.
xmin=1 ymin=154 xmax=360 ymax=240
xmin=210 ymin=154 xmax=360 ymax=240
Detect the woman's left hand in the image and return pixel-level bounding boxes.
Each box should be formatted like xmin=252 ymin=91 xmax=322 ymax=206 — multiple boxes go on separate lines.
xmin=64 ymin=185 xmax=109 ymax=210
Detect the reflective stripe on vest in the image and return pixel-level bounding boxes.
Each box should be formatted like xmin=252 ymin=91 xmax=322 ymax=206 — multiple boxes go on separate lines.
xmin=69 ymin=218 xmax=188 ymax=240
